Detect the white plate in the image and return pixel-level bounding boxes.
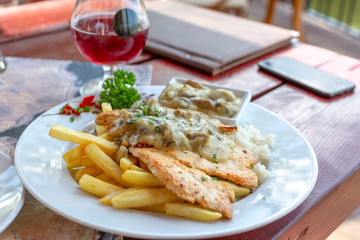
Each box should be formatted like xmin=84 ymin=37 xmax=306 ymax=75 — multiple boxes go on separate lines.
xmin=15 ymin=86 xmax=318 ymax=239
xmin=0 ymin=151 xmax=25 ymax=234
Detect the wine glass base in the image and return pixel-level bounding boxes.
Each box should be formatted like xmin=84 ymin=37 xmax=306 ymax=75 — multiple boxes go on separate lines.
xmin=79 ymin=78 xmax=104 ymax=96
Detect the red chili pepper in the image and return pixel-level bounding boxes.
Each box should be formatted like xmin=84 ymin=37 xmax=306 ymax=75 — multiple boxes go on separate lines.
xmin=82 ymin=95 xmax=95 ymax=104
xmin=72 ymin=109 xmax=80 ymax=116
xmin=80 ymin=95 xmax=96 ymax=108
xmin=60 ymin=104 xmax=73 ymax=114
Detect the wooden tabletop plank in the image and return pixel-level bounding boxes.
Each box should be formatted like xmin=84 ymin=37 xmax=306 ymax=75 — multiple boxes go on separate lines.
xmin=274 ymin=43 xmax=340 ymax=67
xmin=224 ymin=84 xmax=360 ymax=240
xmin=317 ymin=54 xmax=360 ymax=79
xmin=347 ymin=66 xmax=360 ymax=90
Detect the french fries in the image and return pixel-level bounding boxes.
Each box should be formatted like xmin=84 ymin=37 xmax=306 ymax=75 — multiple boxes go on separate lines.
xmin=49 ymin=125 xmax=117 ymax=155
xmin=51 ymin=122 xmax=253 ymax=222
xmin=101 ymin=102 xmax=113 ymax=112
xmin=119 ymin=157 xmax=134 ymax=171
xmin=95 ymin=125 xmax=107 ymax=136
xmin=84 ymin=143 xmax=130 ymax=187
xmin=122 ymin=170 xmax=164 ymax=187
xmin=165 ymin=203 xmax=222 ymax=221
xmin=79 ymin=174 xmax=123 ymax=198
xmin=136 ymin=205 xmax=166 ymax=213
xmin=62 ymin=144 xmax=85 ymax=163
xmin=99 ymin=188 xmax=141 ymax=205
xmin=111 ymin=188 xmax=181 ymax=209
xmin=222 ymin=181 xmax=251 ymax=199
xmin=66 ymin=158 xmax=83 ymax=169
xmin=75 ymin=165 xmax=103 ymax=182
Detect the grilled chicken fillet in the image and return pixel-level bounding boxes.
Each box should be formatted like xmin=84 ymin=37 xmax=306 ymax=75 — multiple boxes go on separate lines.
xmin=130 ymin=147 xmax=235 ymax=219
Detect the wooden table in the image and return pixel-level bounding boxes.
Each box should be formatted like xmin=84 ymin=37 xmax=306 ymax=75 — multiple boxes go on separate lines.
xmin=1 ymin=26 xmax=360 ymax=240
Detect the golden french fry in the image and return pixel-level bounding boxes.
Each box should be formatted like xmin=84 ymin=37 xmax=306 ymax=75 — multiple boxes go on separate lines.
xmin=96 ymin=173 xmax=122 ymax=187
xmin=136 ymin=205 xmax=166 ymax=213
xmin=96 ymin=172 xmax=112 ymax=181
xmin=75 ymin=165 xmax=103 ymax=182
xmin=98 ymin=132 xmax=113 ymax=141
xmin=79 ymin=174 xmax=123 ymax=198
xmin=129 ymin=165 xmax=147 ymax=172
xmin=79 ymin=156 xmax=95 ymax=167
xmin=99 ymin=187 xmax=142 ymax=205
xmin=221 ymin=181 xmax=251 ymax=198
xmin=67 ymin=158 xmax=82 ymax=169
xmin=95 ymin=125 xmax=107 ymax=136
xmin=119 ymin=157 xmax=134 ymax=171
xmin=84 ymin=143 xmax=131 ymax=187
xmin=165 ymin=203 xmax=222 ymax=221
xmin=122 ymin=170 xmax=164 ymax=187
xmin=62 ymin=144 xmax=85 ymax=163
xmin=101 ymin=102 xmax=113 ymax=112
xmin=111 ymin=188 xmax=181 ymax=209
xmin=49 ymin=125 xmax=118 ymax=155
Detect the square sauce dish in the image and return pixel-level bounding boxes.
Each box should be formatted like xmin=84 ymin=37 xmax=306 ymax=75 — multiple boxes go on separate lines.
xmin=158 ymin=77 xmax=252 ymax=126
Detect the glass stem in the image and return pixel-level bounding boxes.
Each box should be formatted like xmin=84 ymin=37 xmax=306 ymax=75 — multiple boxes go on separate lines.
xmin=103 ymin=65 xmax=115 ymax=80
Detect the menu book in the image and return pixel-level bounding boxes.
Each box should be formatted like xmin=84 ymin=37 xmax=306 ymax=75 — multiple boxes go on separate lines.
xmin=145 ymin=0 xmax=294 ymax=75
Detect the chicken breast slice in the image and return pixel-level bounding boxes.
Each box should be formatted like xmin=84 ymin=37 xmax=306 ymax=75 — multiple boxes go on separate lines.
xmin=148 ymin=148 xmax=258 ymax=188
xmin=130 ymin=147 xmax=235 ymax=219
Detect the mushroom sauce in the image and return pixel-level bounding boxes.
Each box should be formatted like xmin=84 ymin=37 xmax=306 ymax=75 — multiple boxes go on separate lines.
xmin=158 ymin=80 xmax=241 ymax=118
xmin=109 ymin=98 xmax=237 ymax=163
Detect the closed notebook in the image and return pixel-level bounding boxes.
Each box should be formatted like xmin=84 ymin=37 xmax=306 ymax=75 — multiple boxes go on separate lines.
xmin=145 ymin=0 xmax=294 ymax=75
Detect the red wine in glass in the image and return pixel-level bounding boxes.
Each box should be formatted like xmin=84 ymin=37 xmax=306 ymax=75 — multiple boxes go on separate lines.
xmin=70 ymin=0 xmax=150 ymax=96
xmin=72 ymin=13 xmax=148 ymax=66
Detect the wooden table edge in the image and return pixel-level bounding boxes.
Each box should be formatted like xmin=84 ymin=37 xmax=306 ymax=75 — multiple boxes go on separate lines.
xmin=277 ymin=168 xmax=360 ymax=240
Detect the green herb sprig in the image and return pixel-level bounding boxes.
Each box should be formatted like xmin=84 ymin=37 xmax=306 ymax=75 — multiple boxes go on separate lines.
xmin=99 ymin=70 xmax=141 ymax=109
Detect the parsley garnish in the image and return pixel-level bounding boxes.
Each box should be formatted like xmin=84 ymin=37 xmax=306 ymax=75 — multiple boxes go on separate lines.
xmin=99 ymin=70 xmax=141 ymax=109
xmin=212 ymin=176 xmax=219 ymax=181
xmin=201 ymin=176 xmax=208 ymax=181
xmin=212 ymin=153 xmax=219 ymax=163
xmin=69 ymin=116 xmax=75 ymax=122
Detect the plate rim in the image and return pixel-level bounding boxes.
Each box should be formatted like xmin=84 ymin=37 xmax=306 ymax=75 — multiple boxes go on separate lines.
xmin=14 ymin=85 xmax=318 ymax=239
xmin=0 ymin=151 xmax=26 ymax=234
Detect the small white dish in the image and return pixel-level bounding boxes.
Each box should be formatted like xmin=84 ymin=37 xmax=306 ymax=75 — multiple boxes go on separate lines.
xmin=0 ymin=151 xmax=25 ymax=234
xmin=166 ymin=77 xmax=252 ymax=125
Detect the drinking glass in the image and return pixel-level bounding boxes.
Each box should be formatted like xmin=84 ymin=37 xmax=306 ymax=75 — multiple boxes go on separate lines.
xmin=71 ymin=0 xmax=149 ymax=95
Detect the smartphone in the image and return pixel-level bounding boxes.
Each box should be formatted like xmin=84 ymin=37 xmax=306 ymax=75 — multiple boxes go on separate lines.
xmin=258 ymin=56 xmax=356 ymax=98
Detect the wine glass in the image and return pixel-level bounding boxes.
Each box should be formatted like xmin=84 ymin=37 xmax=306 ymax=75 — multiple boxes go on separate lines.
xmin=71 ymin=0 xmax=150 ymax=96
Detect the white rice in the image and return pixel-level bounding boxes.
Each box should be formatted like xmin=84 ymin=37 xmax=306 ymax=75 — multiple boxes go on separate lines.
xmin=234 ymin=124 xmax=275 ymax=184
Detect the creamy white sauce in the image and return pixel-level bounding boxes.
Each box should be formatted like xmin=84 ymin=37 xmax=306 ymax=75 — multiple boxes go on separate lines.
xmin=109 ymin=99 xmax=237 ymax=163
xmin=158 ymin=80 xmax=241 ymax=118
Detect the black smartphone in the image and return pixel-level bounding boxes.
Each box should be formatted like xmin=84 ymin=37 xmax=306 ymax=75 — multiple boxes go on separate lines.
xmin=258 ymin=56 xmax=356 ymax=98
